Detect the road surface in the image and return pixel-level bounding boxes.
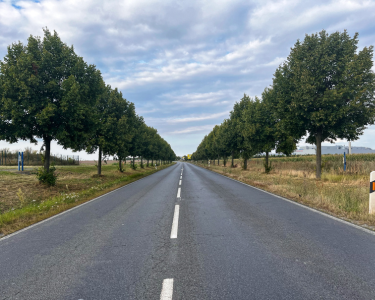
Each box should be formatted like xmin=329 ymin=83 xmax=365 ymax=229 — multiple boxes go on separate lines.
xmin=1 ymin=162 xmax=375 ymax=299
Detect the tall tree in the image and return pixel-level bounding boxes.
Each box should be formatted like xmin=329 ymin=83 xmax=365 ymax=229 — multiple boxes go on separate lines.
xmin=231 ymin=94 xmax=255 ymax=169
xmin=87 ymin=86 xmax=134 ymax=175
xmin=128 ymin=115 xmax=146 ymax=167
xmin=273 ymin=30 xmax=375 ymax=178
xmin=217 ymin=121 xmax=232 ymax=166
xmin=0 ymin=29 xmax=102 ymax=171
xmin=242 ymin=90 xmax=296 ymax=173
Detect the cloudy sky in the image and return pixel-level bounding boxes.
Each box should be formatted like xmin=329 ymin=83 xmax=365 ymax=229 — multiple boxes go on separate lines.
xmin=1 ymin=0 xmax=375 ymax=158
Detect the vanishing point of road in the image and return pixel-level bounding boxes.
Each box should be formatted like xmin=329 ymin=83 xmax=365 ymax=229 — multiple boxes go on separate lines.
xmin=1 ymin=162 xmax=375 ymax=299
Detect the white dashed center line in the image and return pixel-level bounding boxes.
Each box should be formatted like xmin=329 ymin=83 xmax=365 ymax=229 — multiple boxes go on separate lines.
xmin=177 ymin=187 xmax=181 ymax=198
xmin=160 ymin=278 xmax=174 ymax=300
xmin=170 ymin=205 xmax=180 ymax=239
xmin=179 ymin=180 xmax=182 ymax=186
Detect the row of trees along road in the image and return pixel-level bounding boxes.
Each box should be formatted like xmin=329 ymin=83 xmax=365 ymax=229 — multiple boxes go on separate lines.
xmin=0 ymin=29 xmax=176 ymax=180
xmin=192 ymin=30 xmax=375 ymax=179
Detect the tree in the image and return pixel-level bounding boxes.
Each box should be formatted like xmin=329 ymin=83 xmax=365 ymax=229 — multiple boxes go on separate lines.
xmin=128 ymin=115 xmax=146 ymax=167
xmin=216 ymin=121 xmax=232 ymax=166
xmin=87 ymin=85 xmax=134 ymax=175
xmin=273 ymin=30 xmax=375 ymax=178
xmin=0 ymin=29 xmax=102 ymax=172
xmin=116 ymin=101 xmax=136 ymax=172
xmin=242 ymin=89 xmax=296 ymax=173
xmin=231 ymin=94 xmax=256 ymax=169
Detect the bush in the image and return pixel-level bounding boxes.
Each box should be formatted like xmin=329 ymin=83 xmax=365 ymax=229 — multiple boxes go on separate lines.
xmin=264 ymin=160 xmax=273 ymax=174
xmin=131 ymin=163 xmax=138 ymax=170
xmin=36 ymin=165 xmax=57 ymax=186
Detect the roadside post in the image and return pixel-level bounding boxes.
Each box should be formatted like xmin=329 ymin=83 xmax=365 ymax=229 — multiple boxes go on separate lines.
xmin=18 ymin=152 xmax=24 ymax=171
xmin=343 ymin=152 xmax=346 ymax=171
xmin=370 ymin=171 xmax=375 ymax=214
xmin=17 ymin=152 xmax=24 ymax=171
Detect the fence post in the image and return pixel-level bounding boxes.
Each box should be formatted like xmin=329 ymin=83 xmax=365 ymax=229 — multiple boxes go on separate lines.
xmin=370 ymin=172 xmax=375 ymax=214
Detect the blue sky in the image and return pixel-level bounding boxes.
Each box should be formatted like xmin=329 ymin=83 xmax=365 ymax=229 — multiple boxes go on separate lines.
xmin=1 ymin=0 xmax=375 ymax=158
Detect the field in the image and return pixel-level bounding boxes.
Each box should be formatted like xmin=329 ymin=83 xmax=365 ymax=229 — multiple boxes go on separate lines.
xmin=0 ymin=161 xmax=172 ymax=236
xmin=193 ymin=154 xmax=375 ymax=229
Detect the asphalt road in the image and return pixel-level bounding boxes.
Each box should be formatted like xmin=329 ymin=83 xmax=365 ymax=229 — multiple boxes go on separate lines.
xmin=1 ymin=162 xmax=375 ymax=299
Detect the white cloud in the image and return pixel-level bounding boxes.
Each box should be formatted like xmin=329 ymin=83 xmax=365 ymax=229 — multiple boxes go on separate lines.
xmin=167 ymin=124 xmax=217 ymax=135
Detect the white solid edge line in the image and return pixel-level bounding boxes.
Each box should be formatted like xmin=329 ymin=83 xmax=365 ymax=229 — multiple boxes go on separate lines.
xmin=0 ymin=164 xmax=178 ymax=242
xmin=190 ymin=163 xmax=375 ymax=236
xmin=160 ymin=278 xmax=174 ymax=300
xmin=177 ymin=187 xmax=181 ymax=198
xmin=179 ymin=180 xmax=182 ymax=186
xmin=170 ymin=205 xmax=180 ymax=239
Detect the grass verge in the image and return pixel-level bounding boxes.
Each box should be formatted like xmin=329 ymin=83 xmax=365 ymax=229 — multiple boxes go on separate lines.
xmin=0 ymin=163 xmax=174 ymax=236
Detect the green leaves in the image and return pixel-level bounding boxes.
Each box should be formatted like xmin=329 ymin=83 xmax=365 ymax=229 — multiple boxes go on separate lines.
xmin=273 ymin=30 xmax=375 ymax=178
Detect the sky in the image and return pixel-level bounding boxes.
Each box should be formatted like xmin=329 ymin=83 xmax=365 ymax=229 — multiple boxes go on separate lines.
xmin=1 ymin=0 xmax=375 ymax=159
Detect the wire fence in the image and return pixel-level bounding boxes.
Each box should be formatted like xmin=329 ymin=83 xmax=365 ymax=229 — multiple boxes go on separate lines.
xmin=0 ymin=150 xmax=79 ymax=166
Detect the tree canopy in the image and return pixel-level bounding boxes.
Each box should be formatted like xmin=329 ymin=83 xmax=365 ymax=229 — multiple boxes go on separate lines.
xmin=273 ymin=30 xmax=375 ymax=178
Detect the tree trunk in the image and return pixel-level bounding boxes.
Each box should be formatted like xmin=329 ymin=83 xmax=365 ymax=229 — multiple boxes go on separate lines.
xmin=119 ymin=158 xmax=122 ymax=172
xmin=243 ymin=158 xmax=247 ymax=170
xmin=43 ymin=136 xmax=51 ymax=172
xmin=265 ymin=151 xmax=269 ymax=172
xmin=224 ymin=157 xmax=227 ymax=167
xmin=147 ymin=159 xmax=149 ymax=167
xmin=125 ymin=157 xmax=126 ymax=164
xmin=231 ymin=151 xmax=234 ymax=168
xmin=316 ymin=132 xmax=322 ymax=179
xmin=133 ymin=156 xmax=135 ymax=167
xmin=141 ymin=156 xmax=143 ymax=168
xmin=98 ymin=147 xmax=102 ymax=175
xmin=218 ymin=155 xmax=219 ymax=166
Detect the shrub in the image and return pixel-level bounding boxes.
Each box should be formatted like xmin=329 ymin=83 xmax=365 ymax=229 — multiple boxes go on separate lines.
xmin=264 ymin=160 xmax=273 ymax=174
xmin=36 ymin=165 xmax=57 ymax=186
